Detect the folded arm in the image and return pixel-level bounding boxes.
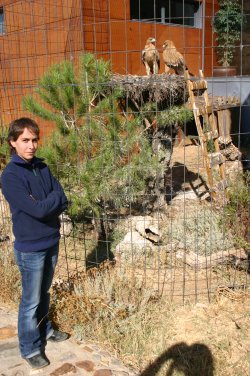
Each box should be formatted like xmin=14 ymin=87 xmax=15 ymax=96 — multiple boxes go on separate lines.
xmin=49 ymin=169 xmax=68 ymax=213
xmin=1 ymin=172 xmax=64 ymax=219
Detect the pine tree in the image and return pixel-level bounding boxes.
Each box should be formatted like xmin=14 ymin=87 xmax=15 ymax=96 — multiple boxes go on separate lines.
xmin=22 ymin=54 xmax=159 ymax=223
xmin=23 ymin=53 xmax=193 ymax=226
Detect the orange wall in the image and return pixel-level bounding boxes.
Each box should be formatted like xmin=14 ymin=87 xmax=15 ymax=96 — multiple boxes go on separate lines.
xmin=0 ymin=0 xmax=217 ymax=130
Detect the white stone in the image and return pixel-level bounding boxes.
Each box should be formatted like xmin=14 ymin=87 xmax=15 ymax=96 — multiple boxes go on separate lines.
xmin=60 ymin=214 xmax=73 ymax=237
xmin=115 ymin=231 xmax=154 ymax=258
xmin=172 ymin=190 xmax=199 ymax=201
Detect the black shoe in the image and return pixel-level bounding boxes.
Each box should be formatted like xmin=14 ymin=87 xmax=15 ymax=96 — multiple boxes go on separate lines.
xmin=24 ymin=353 xmax=50 ymax=369
xmin=47 ymin=330 xmax=69 ymax=342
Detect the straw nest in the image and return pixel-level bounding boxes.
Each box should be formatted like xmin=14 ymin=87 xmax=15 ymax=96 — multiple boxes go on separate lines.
xmin=110 ymin=73 xmax=187 ymax=105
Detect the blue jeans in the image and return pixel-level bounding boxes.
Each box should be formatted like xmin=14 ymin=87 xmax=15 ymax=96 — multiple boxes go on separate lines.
xmin=14 ymin=243 xmax=59 ymax=358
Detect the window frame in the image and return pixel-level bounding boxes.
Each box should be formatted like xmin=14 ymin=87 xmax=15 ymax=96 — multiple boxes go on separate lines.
xmin=0 ymin=7 xmax=4 ymax=35
xmin=130 ymin=0 xmax=202 ymax=29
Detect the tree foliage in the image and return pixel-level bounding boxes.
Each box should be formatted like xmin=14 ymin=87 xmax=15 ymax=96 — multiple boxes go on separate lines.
xmin=23 ymin=53 xmax=193 ymax=219
xmin=0 ymin=126 xmax=9 ymax=169
xmin=223 ymin=172 xmax=250 ymax=249
xmin=213 ymin=0 xmax=246 ymax=67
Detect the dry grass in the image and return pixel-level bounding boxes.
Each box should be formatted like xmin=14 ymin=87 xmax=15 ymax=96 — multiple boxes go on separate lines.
xmin=0 ymin=158 xmax=249 ymax=375
xmin=50 ymin=266 xmax=250 ymax=376
xmin=0 ymin=248 xmax=250 ymax=375
xmin=0 ymin=244 xmax=21 ymax=306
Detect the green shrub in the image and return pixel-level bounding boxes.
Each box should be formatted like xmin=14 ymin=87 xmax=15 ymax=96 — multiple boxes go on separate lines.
xmin=224 ymin=172 xmax=250 ymax=249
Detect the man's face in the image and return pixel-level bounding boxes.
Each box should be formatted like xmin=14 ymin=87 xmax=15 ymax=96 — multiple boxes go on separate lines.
xmin=10 ymin=127 xmax=39 ymax=161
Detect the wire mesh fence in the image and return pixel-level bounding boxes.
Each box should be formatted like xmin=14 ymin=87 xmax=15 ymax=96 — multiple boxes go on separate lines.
xmin=0 ymin=0 xmax=249 ymax=303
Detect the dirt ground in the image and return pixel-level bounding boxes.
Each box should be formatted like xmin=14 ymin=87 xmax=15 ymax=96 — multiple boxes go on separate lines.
xmin=169 ymin=142 xmax=243 ymax=198
xmin=146 ymin=291 xmax=250 ymax=376
xmin=55 ymin=143 xmax=248 ymax=300
xmin=1 ymin=144 xmax=249 ymax=376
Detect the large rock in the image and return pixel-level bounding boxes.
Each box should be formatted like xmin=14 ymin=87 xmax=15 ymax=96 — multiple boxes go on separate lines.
xmin=114 ymin=215 xmax=164 ymax=262
xmin=115 ymin=230 xmax=154 ymax=262
xmin=134 ymin=216 xmax=162 ymax=243
xmin=60 ymin=214 xmax=73 ymax=237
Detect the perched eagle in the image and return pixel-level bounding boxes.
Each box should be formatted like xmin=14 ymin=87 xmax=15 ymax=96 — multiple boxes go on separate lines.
xmin=142 ymin=37 xmax=160 ymax=76
xmin=162 ymin=40 xmax=186 ymax=75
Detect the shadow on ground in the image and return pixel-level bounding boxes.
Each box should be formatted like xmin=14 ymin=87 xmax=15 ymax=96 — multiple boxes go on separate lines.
xmin=165 ymin=162 xmax=210 ymax=202
xmin=140 ymin=341 xmax=214 ymax=376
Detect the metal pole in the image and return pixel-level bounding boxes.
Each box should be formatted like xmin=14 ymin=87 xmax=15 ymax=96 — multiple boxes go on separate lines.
xmin=202 ymin=0 xmax=206 ymax=72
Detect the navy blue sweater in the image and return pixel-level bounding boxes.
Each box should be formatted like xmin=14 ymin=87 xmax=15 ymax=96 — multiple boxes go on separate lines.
xmin=1 ymin=154 xmax=68 ymax=252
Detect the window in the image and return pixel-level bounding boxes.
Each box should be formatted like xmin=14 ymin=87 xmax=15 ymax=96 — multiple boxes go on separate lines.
xmin=0 ymin=7 xmax=4 ymax=35
xmin=130 ymin=0 xmax=202 ymax=28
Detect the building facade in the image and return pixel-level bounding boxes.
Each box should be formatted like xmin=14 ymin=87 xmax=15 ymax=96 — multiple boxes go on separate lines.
xmin=0 ymin=0 xmax=218 ymax=127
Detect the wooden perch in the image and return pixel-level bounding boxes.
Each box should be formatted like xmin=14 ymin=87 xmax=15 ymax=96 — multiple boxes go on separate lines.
xmin=110 ymin=73 xmax=187 ymax=105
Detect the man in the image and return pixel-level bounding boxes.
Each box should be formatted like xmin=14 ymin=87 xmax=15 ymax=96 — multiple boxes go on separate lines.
xmin=1 ymin=118 xmax=69 ymax=369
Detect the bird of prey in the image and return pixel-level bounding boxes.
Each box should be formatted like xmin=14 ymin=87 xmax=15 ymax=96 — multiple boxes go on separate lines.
xmin=162 ymin=40 xmax=186 ymax=75
xmin=142 ymin=37 xmax=160 ymax=76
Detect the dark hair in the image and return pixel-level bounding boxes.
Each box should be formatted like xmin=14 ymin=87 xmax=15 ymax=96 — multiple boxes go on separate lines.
xmin=8 ymin=117 xmax=40 ymax=153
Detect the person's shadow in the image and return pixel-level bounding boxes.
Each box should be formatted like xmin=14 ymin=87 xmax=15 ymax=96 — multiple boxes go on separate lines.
xmin=140 ymin=342 xmax=214 ymax=376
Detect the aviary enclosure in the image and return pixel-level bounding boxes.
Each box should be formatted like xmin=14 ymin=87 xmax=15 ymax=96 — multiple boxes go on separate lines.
xmin=0 ymin=0 xmax=249 ymax=304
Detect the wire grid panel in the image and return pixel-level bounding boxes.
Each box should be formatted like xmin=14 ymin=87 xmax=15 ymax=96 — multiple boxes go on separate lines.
xmin=0 ymin=0 xmax=249 ymax=303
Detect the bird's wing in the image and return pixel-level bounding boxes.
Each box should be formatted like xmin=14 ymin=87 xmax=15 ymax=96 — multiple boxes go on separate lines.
xmin=163 ymin=49 xmax=185 ymax=67
xmin=141 ymin=49 xmax=146 ymax=63
xmin=156 ymin=49 xmax=160 ymax=69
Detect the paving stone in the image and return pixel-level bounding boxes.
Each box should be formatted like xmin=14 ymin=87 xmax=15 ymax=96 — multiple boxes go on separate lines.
xmin=50 ymin=363 xmax=77 ymax=376
xmin=0 ymin=341 xmax=18 ymax=351
xmin=93 ymin=370 xmax=112 ymax=376
xmin=5 ymin=362 xmax=23 ymax=369
xmin=98 ymin=351 xmax=111 ymax=358
xmin=0 ymin=341 xmax=19 ymax=358
xmin=111 ymin=371 xmax=129 ymax=376
xmin=0 ymin=307 xmax=137 ymax=376
xmin=90 ymin=345 xmax=101 ymax=352
xmin=9 ymin=371 xmax=25 ymax=376
xmin=0 ymin=326 xmax=17 ymax=340
xmin=81 ymin=345 xmax=94 ymax=353
xmin=110 ymin=359 xmax=123 ymax=367
xmin=75 ymin=360 xmax=95 ymax=372
xmin=58 ymin=352 xmax=77 ymax=362
xmin=91 ymin=354 xmax=102 ymax=362
xmin=100 ymin=359 xmax=110 ymax=366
